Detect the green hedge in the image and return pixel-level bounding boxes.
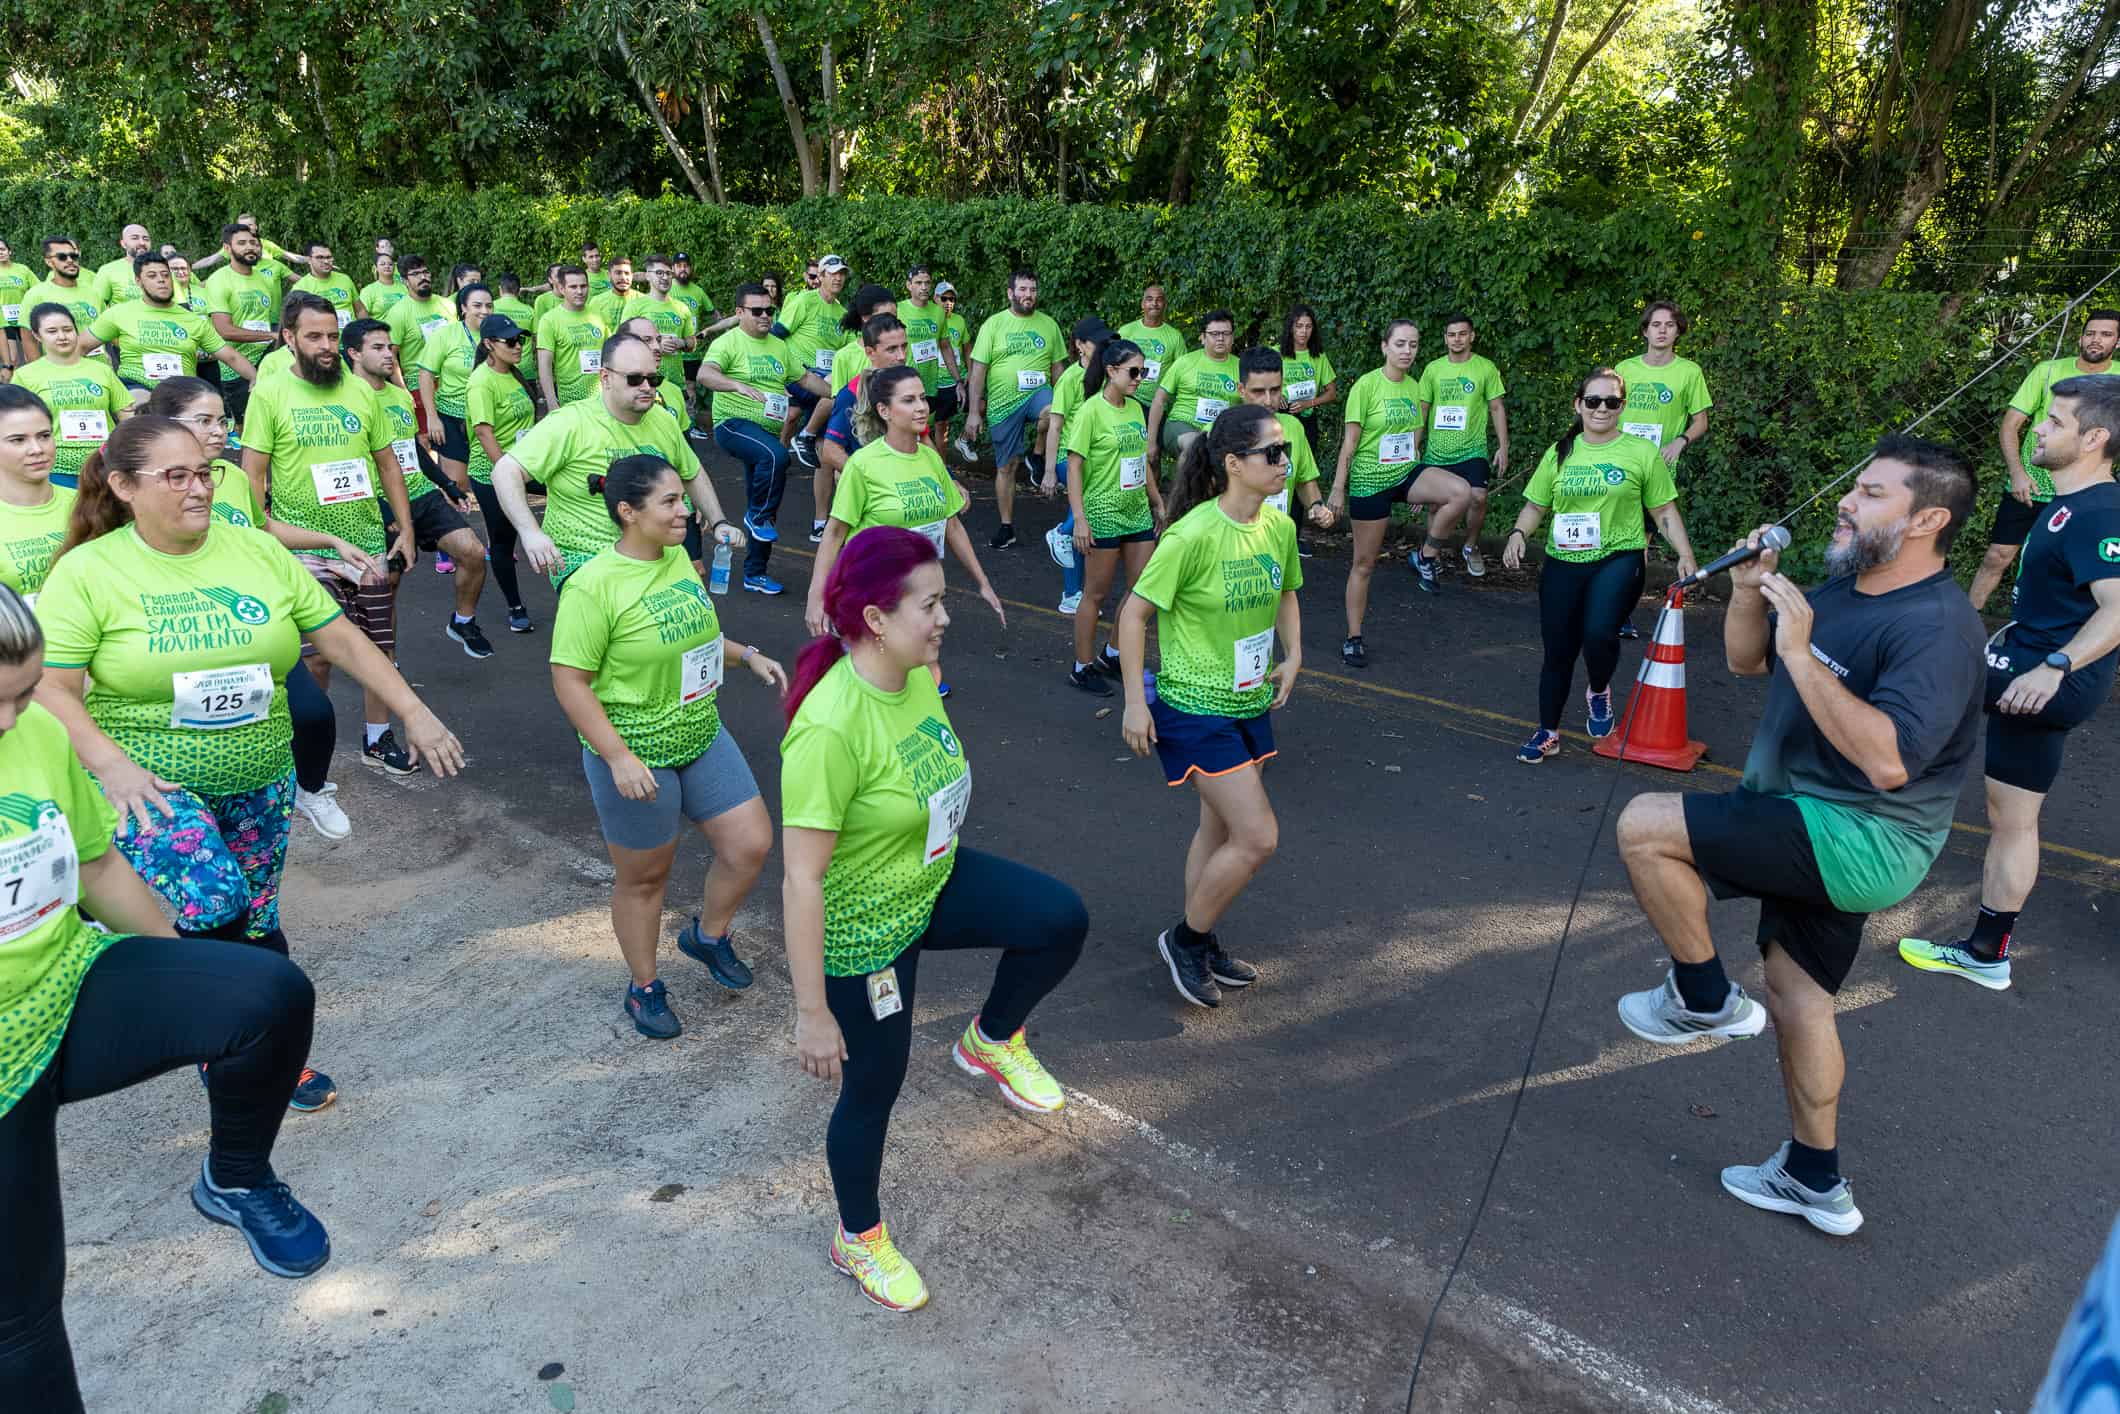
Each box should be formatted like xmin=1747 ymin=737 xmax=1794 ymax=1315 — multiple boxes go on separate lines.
xmin=0 ymin=181 xmax=2049 ymax=580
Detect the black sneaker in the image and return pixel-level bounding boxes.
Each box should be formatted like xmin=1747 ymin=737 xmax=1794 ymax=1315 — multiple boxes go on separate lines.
xmin=1089 ymin=649 xmax=1125 ymax=679
xmin=1206 ymin=940 xmax=1258 ymax=988
xmin=791 ymin=434 xmax=820 ymax=470
xmin=1157 ymin=929 xmax=1221 ymax=1009
xmin=989 ymin=523 xmax=1016 ymax=550
xmin=1341 ymin=635 xmax=1367 ymax=668
xmin=362 ymin=730 xmax=415 ymax=775
xmin=1069 ymin=664 xmax=1114 ymax=696
xmin=1618 ymin=621 xmax=1642 ymax=641
xmin=446 ymin=618 xmax=495 ymax=659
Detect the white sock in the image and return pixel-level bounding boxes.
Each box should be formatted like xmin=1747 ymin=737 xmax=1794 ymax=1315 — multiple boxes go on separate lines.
xmin=365 ymin=723 xmax=388 ymax=746
xmin=453 ymin=612 xmax=472 ymax=625
xmin=1075 ymin=661 xmax=1090 ymax=673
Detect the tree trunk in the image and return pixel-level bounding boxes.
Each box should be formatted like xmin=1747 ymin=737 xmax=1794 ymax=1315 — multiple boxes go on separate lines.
xmin=614 ymin=28 xmax=715 ymax=202
xmin=822 ymin=38 xmax=842 ymax=196
xmin=699 ymin=85 xmax=727 ymax=204
xmin=755 ymin=11 xmax=821 ymax=197
xmin=1056 ymin=130 xmax=1068 ymax=201
xmin=1524 ymin=0 xmax=1636 ymax=141
xmin=1510 ymin=0 xmax=1572 ymax=143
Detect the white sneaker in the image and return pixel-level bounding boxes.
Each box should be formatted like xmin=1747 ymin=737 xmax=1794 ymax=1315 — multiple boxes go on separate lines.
xmin=1045 ymin=523 xmax=1077 ymax=570
xmin=954 ymin=436 xmax=978 ymax=464
xmin=1057 ymin=591 xmax=1082 ymax=614
xmin=294 ymin=783 xmax=351 ymax=840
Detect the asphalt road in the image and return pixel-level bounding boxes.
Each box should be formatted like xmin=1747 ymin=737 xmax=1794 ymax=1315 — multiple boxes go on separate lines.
xmin=87 ymin=442 xmax=2119 ymax=1412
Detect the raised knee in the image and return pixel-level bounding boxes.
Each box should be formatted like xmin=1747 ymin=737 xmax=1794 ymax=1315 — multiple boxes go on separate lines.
xmin=1237 ymin=818 xmax=1279 ymax=864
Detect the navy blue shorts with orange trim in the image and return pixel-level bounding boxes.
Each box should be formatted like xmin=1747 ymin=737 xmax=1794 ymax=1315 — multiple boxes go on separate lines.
xmin=1150 ymin=697 xmax=1275 ymax=786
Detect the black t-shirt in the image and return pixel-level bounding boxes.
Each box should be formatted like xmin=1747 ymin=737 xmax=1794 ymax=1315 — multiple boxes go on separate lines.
xmin=1746 ymin=569 xmax=1986 ymax=840
xmin=2005 ymin=479 xmax=2120 ymax=681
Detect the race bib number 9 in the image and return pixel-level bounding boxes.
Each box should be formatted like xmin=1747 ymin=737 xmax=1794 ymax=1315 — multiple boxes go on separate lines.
xmin=170 ymin=663 xmax=274 ymax=730
xmin=1433 ymin=405 xmax=1469 ymax=431
xmin=310 ymin=457 xmax=375 ymax=505
xmin=924 ymin=770 xmax=971 ymax=863
xmin=0 ymin=810 xmax=77 ymax=946
xmin=1119 ymin=454 xmax=1148 ymax=491
xmin=680 ymin=637 xmax=724 ymax=705
xmin=1233 ymin=626 xmax=1274 ymax=693
xmin=58 ymin=410 xmax=109 ymax=442
xmin=1378 ymin=431 xmax=1416 ymax=465
xmin=1554 ymin=511 xmax=1603 ymax=551
xmin=1622 ymin=421 xmax=1664 ymax=447
xmin=142 ymin=352 xmax=183 ymax=381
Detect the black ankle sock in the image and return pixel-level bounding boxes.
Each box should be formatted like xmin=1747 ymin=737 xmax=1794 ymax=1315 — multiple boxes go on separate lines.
xmin=1671 ymin=955 xmax=1731 ymax=1013
xmin=1173 ymin=920 xmax=1212 ymax=952
xmin=1784 ymin=1139 xmax=1840 ymax=1193
xmin=1966 ymin=906 xmax=2017 ymax=962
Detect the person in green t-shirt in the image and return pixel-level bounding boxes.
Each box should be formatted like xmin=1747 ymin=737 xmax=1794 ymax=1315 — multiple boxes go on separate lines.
xmin=11 ymin=308 xmax=130 ymax=485
xmin=1147 ymin=310 xmax=1239 ymax=467
xmin=418 ymin=283 xmax=492 ymax=496
xmin=1060 ymin=337 xmax=1169 ymax=689
xmin=898 ymin=265 xmax=962 ymax=424
xmin=20 ymin=236 xmax=103 ymax=363
xmin=963 ymin=269 xmax=1064 ymax=549
xmin=490 ymin=271 xmax=540 ymax=364
xmin=0 ymin=593 xmax=341 ymax=1409
xmin=0 ymin=237 xmax=34 ymax=368
xmin=1970 ymin=306 xmax=2119 ymax=611
xmin=781 ymin=522 xmax=1086 ymax=1313
xmin=381 ymin=255 xmax=454 ymax=406
xmin=90 ymin=252 xmax=257 ymax=397
xmin=530 ymin=263 xmax=564 ymax=326
xmin=1117 ymin=283 xmax=1187 ymax=413
xmin=537 ymin=265 xmax=609 ymax=408
xmin=668 ymin=253 xmax=713 ymax=377
xmin=621 ymin=255 xmax=698 ymax=392
xmin=698 ymin=285 xmax=829 ymax=587
xmin=812 ymin=308 xmax=907 ymax=543
xmin=1612 ymin=299 xmax=1714 ymax=640
xmin=1037 ymin=316 xmax=1117 ymax=611
xmin=0 ymin=384 xmax=75 ymax=598
xmin=1235 ymin=346 xmax=1333 ymax=533
xmin=801 ymin=286 xmax=900 ymax=523
xmin=166 ymin=252 xmax=205 ymax=315
xmin=587 ymin=258 xmax=635 ymax=333
xmin=1277 ymin=304 xmax=1339 ymax=449
xmin=1416 ymin=313 xmax=1511 ymax=575
xmin=581 ymin=241 xmax=613 ymax=298
xmin=202 ymin=224 xmax=280 ymax=419
xmin=1330 ymin=318 xmax=1478 ymax=662
xmin=90 ymin=223 xmax=153 ymax=309
xmin=1502 ymin=366 xmax=1697 ymax=760
xmin=1116 ymin=401 xmax=1302 ymax=1010
xmin=289 ymin=242 xmax=357 ymax=328
xmin=549 ymin=454 xmax=787 ymax=1040
xmin=358 ymin=251 xmax=407 ymax=322
xmin=780 ymin=255 xmax=853 ymax=469
xmin=463 ymin=320 xmax=541 ymax=632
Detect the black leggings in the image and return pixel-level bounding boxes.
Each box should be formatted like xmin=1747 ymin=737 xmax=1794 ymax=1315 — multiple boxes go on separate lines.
xmin=823 ymin=847 xmax=1087 ymax=1233
xmin=468 ymin=478 xmax=527 ymax=613
xmin=285 ymin=659 xmax=335 ymax=794
xmin=0 ymin=935 xmax=315 ymax=1412
xmin=1538 ymin=549 xmax=1645 ymax=729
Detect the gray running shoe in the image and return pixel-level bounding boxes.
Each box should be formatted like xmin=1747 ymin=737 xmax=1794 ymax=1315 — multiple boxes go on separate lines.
xmin=1616 ymin=971 xmax=1767 ymax=1045
xmin=1720 ymin=1142 xmax=1864 ymax=1236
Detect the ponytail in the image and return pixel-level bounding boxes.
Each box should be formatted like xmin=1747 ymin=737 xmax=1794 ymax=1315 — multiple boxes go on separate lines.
xmin=59 ymin=417 xmax=194 ymax=559
xmin=1165 ymin=403 xmax=1275 ymax=524
xmin=784 ymin=525 xmax=940 ymax=725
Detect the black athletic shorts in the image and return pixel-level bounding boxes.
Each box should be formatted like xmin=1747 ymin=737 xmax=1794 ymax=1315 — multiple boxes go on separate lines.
xmin=1422 ymin=457 xmax=1490 ymax=489
xmin=682 ymin=358 xmax=702 ymax=384
xmin=1684 ymin=787 xmax=1867 ymax=996
xmin=437 ymin=412 xmax=471 ymax=463
xmin=1348 ymin=471 xmax=1416 ymax=522
xmin=1988 ymin=493 xmax=2042 ymax=547
xmin=384 ymin=487 xmax=471 ymax=551
xmin=1981 ymin=640 xmax=2114 ymax=793
xmin=930 ymin=385 xmax=960 ymax=423
xmin=1091 ymin=528 xmax=1156 ymax=550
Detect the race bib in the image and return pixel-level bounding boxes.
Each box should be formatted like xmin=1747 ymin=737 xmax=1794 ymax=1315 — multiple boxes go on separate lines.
xmin=1118 ymin=454 xmax=1148 ymax=491
xmin=1554 ymin=511 xmax=1603 ymax=551
xmin=865 ymin=966 xmax=904 ymax=1020
xmin=0 ymin=809 xmax=77 ymax=946
xmin=1265 ymin=488 xmax=1290 ymax=514
xmin=1 ymin=304 xmax=20 ymax=324
xmin=910 ymin=339 xmax=940 ymax=365
xmin=762 ymin=391 xmax=789 ymax=419
xmin=811 ymin=349 xmax=835 ymax=377
xmin=915 ymin=520 xmax=947 ymax=552
xmin=1286 ymin=379 xmax=1316 ymax=403
xmin=142 ymin=352 xmax=183 ymax=381
xmin=680 ymin=637 xmax=723 ymax=704
xmin=1379 ymin=431 xmax=1416 ymax=465
xmin=578 ymin=348 xmax=602 ymax=375
xmin=1016 ymin=369 xmax=1047 ymax=392
xmin=390 ymin=438 xmax=419 ymax=473
xmin=1142 ymin=359 xmax=1162 ymax=382
xmin=170 ymin=662 xmax=274 ymax=730
xmin=58 ymin=410 xmax=108 ymax=442
xmin=310 ymin=457 xmax=375 ymax=505
xmin=335 ymin=310 xmax=351 ymax=329
xmin=241 ymin=319 xmax=271 ymax=333
xmin=1433 ymin=405 xmax=1469 ymax=431
xmin=1193 ymin=397 xmax=1228 ymax=427
xmin=923 ymin=770 xmax=971 ymax=863
xmin=1622 ymin=421 xmax=1663 ymax=447
xmin=420 ymin=316 xmax=448 ymax=336
xmin=1233 ymin=626 xmax=1273 ymax=693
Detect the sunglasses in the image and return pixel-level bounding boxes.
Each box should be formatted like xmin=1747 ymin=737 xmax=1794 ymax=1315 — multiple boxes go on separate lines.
xmin=1113 ymin=365 xmax=1145 ymax=379
xmin=1580 ymin=395 xmax=1626 ymax=410
xmin=494 ymin=336 xmax=525 ymax=348
xmin=1244 ymin=442 xmax=1294 ymax=465
xmin=52 ymin=253 xmax=80 ymax=261
xmin=609 ymin=370 xmax=658 ymax=387
xmin=742 ymin=305 xmax=773 ymax=317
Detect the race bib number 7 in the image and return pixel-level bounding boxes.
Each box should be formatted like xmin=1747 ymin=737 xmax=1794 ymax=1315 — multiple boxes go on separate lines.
xmin=0 ymin=810 xmax=77 ymax=946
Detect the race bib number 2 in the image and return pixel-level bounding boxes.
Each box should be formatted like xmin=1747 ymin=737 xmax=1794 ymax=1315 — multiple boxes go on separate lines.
xmin=1233 ymin=626 xmax=1273 ymax=693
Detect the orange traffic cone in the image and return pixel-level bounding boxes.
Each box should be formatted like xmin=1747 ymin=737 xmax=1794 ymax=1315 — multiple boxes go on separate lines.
xmin=1595 ymin=587 xmax=1708 ymax=771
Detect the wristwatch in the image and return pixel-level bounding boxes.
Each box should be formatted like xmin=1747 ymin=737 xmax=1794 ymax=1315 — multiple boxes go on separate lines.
xmin=2045 ymin=651 xmax=2073 ymax=673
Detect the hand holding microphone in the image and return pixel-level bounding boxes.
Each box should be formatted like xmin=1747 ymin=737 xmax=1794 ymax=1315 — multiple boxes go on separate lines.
xmin=1681 ymin=524 xmax=1791 ymax=589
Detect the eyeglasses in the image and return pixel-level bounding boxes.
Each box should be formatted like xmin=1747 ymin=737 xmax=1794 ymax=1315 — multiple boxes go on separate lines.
xmin=1243 ymin=442 xmax=1294 ymax=465
xmin=138 ymin=463 xmax=227 ymax=491
xmin=608 ymin=370 xmax=658 ymax=387
xmin=173 ymin=413 xmax=236 ymax=432
xmin=1580 ymin=395 xmax=1626 ymax=410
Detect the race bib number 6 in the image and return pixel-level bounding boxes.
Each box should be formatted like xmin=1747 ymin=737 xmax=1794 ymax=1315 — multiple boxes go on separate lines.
xmin=680 ymin=638 xmax=724 ymax=704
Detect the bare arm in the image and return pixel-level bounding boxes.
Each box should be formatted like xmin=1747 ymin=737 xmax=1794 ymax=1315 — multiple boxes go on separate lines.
xmin=1649 ymin=501 xmax=1698 ymax=579
xmin=804 ymin=519 xmax=851 ymax=635
xmin=213 ymin=346 xmax=257 ymax=381
xmin=1269 ymin=589 xmax=1302 ymax=708
xmin=1117 ymin=591 xmax=1157 ymax=755
xmin=1999 ymin=409 xmax=2032 ymax=498
xmin=965 ymin=360 xmax=990 ymax=428
xmin=374 ymin=448 xmax=416 ymax=569
xmin=1999 ymin=580 xmax=2120 ymax=716
xmin=1721 ymin=525 xmax=1779 ymax=675
xmin=537 ymin=349 xmax=559 ymax=409
xmin=33 ymin=669 xmax=175 ymax=833
xmin=550 ymin=664 xmax=638 ymax=770
xmin=77 ymin=848 xmax=173 ymax=935
xmin=943 ymin=516 xmax=1006 ymax=625
xmin=1502 ymin=500 xmax=1547 ymax=571
xmin=1770 ymin=601 xmax=1912 ymax=789
xmin=1330 ymin=419 xmax=1362 ymax=504
xmin=1145 ymin=387 xmax=1169 ymax=453
xmin=1490 ymin=397 xmax=1510 ymax=475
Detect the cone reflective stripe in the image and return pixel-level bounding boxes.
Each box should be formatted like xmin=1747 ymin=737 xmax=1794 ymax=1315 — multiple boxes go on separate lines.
xmin=1594 ymin=586 xmax=1708 ymax=771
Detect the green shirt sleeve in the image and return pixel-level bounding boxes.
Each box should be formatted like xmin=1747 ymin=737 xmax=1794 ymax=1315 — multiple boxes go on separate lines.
xmin=828 ymin=455 xmax=872 ymax=526
xmin=548 ymin=571 xmax=612 ymax=674
xmin=780 ymin=718 xmax=861 ymax=832
xmin=31 ymin=553 xmax=99 ymax=669
xmin=1682 ymin=363 xmax=1712 ymax=417
xmin=1129 ymin=520 xmax=1195 ymax=613
xmin=2007 ymin=363 xmax=2048 ymax=417
xmin=1640 ymin=442 xmax=1679 ymax=512
xmin=87 ymin=309 xmax=121 ymax=344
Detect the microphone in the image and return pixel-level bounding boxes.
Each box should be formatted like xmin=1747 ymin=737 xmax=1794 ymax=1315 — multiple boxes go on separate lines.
xmin=1676 ymin=524 xmax=1791 ymax=588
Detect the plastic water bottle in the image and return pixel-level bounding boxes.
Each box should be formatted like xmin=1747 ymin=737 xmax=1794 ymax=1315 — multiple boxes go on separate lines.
xmin=709 ymin=540 xmax=732 ymax=595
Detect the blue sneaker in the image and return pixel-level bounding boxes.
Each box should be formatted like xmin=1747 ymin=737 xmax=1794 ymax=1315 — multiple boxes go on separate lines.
xmin=1411 ymin=551 xmax=1440 ymax=593
xmin=744 ymin=512 xmax=779 ymax=544
xmin=937 ymin=681 xmax=952 ymax=698
xmin=678 ymin=918 xmax=754 ymax=990
xmin=191 ymin=1157 xmax=332 ymax=1278
xmin=625 ymin=978 xmax=683 ymax=1039
xmin=743 ymin=573 xmax=785 ymax=595
xmin=1516 ymin=728 xmax=1560 ymax=764
xmin=1585 ymin=688 xmax=1615 ymax=738
xmin=289 ymin=1065 xmax=338 ymax=1113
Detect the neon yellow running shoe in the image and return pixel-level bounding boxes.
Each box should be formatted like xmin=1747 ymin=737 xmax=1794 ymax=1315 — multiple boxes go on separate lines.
xmin=952 ymin=1017 xmax=1066 ymax=1113
xmin=1898 ymin=936 xmax=2012 ymax=991
xmin=830 ymin=1221 xmax=930 ymax=1312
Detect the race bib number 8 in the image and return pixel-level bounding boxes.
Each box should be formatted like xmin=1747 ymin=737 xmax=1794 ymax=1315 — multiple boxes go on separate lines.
xmin=1554 ymin=511 xmax=1603 ymax=551
xmin=310 ymin=457 xmax=375 ymax=505
xmin=924 ymin=770 xmax=971 ymax=863
xmin=680 ymin=638 xmax=723 ymax=704
xmin=1379 ymin=431 xmax=1416 ymax=465
xmin=170 ymin=663 xmax=274 ymax=730
xmin=0 ymin=811 xmax=77 ymax=946
xmin=1433 ymin=405 xmax=1469 ymax=431
xmin=1622 ymin=421 xmax=1663 ymax=447
xmin=1233 ymin=626 xmax=1274 ymax=693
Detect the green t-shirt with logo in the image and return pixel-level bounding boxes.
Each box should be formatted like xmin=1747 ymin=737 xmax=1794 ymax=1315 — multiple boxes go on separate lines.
xmin=620 ymin=293 xmax=696 ymax=386
xmin=531 ymin=291 xmax=561 ymax=324
xmin=241 ymin=372 xmax=393 ymax=558
xmin=1061 ymin=390 xmax=1153 ymax=539
xmin=586 ymin=270 xmax=614 ymax=298
xmin=252 ymin=345 xmax=294 ymax=386
xmin=0 ymin=705 xmax=122 ymax=1119
xmin=1342 ymin=367 xmax=1425 ymax=497
xmin=969 ymin=310 xmax=1063 ymax=421
xmin=829 ymin=441 xmax=967 ymax=537
xmin=93 ymin=256 xmax=141 ymax=309
xmin=359 ymin=279 xmax=408 ymax=321
xmin=1416 ymin=354 xmax=1505 ymax=467
xmin=537 ymin=306 xmax=610 ymax=405
xmin=550 ymin=545 xmax=724 ymax=768
xmin=1614 ymin=354 xmax=1712 ymax=452
xmin=38 ymin=522 xmax=344 ymax=794
xmin=1265 ymin=410 xmax=1321 ymax=517
xmin=363 ymin=379 xmax=431 ymax=501
xmin=88 ymin=301 xmax=228 ymax=386
xmin=1524 ymin=432 xmax=1676 ymax=564
xmin=780 ymin=289 xmax=850 ymax=386
xmin=510 ymin=399 xmax=692 ymax=585
xmin=1279 ymin=349 xmax=1335 ymax=406
xmin=587 ymin=288 xmax=631 ymax=333
xmin=292 ymin=273 xmax=357 ymax=323
xmin=1050 ymin=362 xmax=1089 ymax=429
xmin=491 ymin=295 xmax=539 ymax=360
xmin=385 ymin=295 xmax=457 ymax=381
xmin=830 ymin=343 xmax=869 ymax=398
xmin=781 ymin=655 xmax=969 ymax=976
xmin=202 ymin=267 xmax=275 ymax=344
xmin=211 ymin=457 xmax=264 ymax=529
xmin=1117 ymin=320 xmax=1188 ymax=406
xmin=702 ymin=328 xmax=792 ymax=430
xmin=899 ymin=297 xmax=950 ymax=394
xmin=1133 ymin=498 xmax=1302 ymax=719
xmin=669 ymin=281 xmax=711 ymax=328
xmin=417 ymin=321 xmax=479 ymax=419
xmin=23 ymin=281 xmax=101 ymax=338
xmin=0 ymin=262 xmax=33 ymax=329
xmin=935 ymin=312 xmax=969 ymax=390
xmin=2007 ymin=357 xmax=2106 ymax=500
xmin=1159 ymin=349 xmax=1240 ymax=432
xmin=0 ymin=486 xmax=76 ymax=598
xmin=9 ymin=359 xmax=127 ymax=479
xmin=464 ymin=363 xmax=536 ymax=485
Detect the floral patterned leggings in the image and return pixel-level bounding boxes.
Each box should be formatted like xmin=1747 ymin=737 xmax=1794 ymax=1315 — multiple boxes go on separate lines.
xmin=113 ymin=772 xmax=296 ymax=937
